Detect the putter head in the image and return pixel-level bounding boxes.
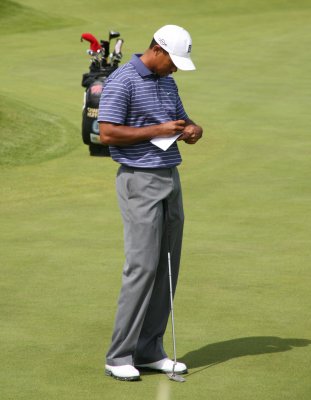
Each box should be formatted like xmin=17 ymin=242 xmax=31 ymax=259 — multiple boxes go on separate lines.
xmin=167 ymin=372 xmax=186 ymax=382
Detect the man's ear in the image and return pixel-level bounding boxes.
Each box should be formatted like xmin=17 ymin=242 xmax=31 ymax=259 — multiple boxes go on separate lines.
xmin=152 ymin=44 xmax=163 ymax=55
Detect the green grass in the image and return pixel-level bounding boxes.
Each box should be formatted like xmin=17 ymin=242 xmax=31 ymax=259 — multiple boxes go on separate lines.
xmin=0 ymin=0 xmax=311 ymax=399
xmin=0 ymin=95 xmax=78 ymax=166
xmin=0 ymin=0 xmax=81 ymax=34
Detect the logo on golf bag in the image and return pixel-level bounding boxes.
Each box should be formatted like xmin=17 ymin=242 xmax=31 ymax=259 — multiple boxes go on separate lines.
xmin=92 ymin=120 xmax=99 ymax=134
xmin=87 ymin=107 xmax=98 ymax=118
xmin=90 ymin=84 xmax=103 ymax=95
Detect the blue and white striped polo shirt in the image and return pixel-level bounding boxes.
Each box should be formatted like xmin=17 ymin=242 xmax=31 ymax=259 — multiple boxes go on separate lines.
xmin=97 ymin=54 xmax=189 ymax=168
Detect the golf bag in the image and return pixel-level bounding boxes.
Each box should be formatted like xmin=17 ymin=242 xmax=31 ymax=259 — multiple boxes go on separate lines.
xmin=81 ymin=31 xmax=124 ymax=156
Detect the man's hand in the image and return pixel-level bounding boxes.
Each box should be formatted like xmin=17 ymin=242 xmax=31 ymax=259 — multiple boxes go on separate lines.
xmin=178 ymin=123 xmax=203 ymax=144
xmin=159 ymin=120 xmax=186 ymax=137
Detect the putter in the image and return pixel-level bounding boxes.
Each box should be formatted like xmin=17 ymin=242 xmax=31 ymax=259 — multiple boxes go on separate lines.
xmin=164 ymin=200 xmax=186 ymax=383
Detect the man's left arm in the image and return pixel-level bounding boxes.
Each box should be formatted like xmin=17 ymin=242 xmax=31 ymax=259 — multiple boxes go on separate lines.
xmin=178 ymin=119 xmax=203 ymax=144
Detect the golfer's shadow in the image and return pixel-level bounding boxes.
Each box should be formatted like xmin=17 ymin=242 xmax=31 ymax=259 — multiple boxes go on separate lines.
xmin=181 ymin=336 xmax=311 ymax=370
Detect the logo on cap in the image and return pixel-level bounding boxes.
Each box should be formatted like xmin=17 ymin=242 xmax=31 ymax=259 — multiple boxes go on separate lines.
xmin=188 ymin=44 xmax=192 ymax=53
xmin=158 ymin=38 xmax=167 ymax=47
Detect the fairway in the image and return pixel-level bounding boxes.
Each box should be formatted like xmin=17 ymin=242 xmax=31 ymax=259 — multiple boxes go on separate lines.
xmin=1 ymin=1 xmax=310 ymax=399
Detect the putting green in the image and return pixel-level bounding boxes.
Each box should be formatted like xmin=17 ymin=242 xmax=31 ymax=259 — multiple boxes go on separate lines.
xmin=0 ymin=1 xmax=310 ymax=399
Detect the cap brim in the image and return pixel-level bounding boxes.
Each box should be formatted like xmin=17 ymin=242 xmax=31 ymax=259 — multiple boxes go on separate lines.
xmin=170 ymin=53 xmax=196 ymax=71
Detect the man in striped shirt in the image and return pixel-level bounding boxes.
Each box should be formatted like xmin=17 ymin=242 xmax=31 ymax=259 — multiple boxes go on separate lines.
xmin=98 ymin=25 xmax=203 ymax=381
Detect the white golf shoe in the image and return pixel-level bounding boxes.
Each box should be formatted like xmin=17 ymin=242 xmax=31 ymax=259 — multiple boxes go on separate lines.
xmin=105 ymin=364 xmax=140 ymax=381
xmin=136 ymin=358 xmax=188 ymax=374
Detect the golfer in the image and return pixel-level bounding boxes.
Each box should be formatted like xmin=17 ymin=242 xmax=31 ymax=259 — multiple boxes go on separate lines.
xmin=98 ymin=24 xmax=203 ymax=381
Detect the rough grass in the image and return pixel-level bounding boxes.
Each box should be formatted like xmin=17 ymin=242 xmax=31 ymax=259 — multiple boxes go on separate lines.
xmin=0 ymin=0 xmax=81 ymax=34
xmin=0 ymin=95 xmax=79 ymax=166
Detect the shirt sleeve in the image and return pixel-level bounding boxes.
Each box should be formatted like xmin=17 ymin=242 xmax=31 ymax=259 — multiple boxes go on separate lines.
xmin=176 ymin=93 xmax=189 ymax=121
xmin=171 ymin=78 xmax=188 ymax=121
xmin=98 ymin=78 xmax=129 ymax=124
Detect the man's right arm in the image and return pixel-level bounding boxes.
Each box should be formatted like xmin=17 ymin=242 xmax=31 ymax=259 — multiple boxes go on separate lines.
xmin=99 ymin=120 xmax=186 ymax=146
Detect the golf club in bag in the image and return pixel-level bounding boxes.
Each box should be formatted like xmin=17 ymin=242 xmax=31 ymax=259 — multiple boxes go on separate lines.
xmin=80 ymin=31 xmax=124 ymax=156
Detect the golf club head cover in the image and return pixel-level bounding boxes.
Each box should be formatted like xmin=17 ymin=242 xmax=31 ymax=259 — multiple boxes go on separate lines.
xmin=81 ymin=33 xmax=102 ymax=52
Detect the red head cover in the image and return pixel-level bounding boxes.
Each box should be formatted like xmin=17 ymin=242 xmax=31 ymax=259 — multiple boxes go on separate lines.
xmin=81 ymin=33 xmax=102 ymax=52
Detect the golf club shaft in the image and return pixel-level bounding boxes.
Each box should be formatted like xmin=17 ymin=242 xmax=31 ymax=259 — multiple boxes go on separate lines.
xmin=164 ymin=199 xmax=178 ymax=375
xmin=167 ymin=249 xmax=177 ymax=374
xmin=164 ymin=200 xmax=186 ymax=383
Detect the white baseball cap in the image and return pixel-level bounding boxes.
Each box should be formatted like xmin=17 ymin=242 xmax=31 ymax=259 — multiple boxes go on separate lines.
xmin=153 ymin=25 xmax=196 ymax=71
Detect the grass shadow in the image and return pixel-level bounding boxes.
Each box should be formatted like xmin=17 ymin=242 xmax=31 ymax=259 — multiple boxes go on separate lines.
xmin=182 ymin=336 xmax=311 ymax=371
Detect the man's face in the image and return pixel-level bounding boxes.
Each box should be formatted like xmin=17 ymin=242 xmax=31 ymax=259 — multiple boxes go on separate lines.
xmin=154 ymin=49 xmax=178 ymax=77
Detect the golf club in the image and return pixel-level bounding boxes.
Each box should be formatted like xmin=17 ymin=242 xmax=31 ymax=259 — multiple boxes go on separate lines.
xmin=164 ymin=200 xmax=186 ymax=383
xmin=109 ymin=30 xmax=120 ymax=42
xmin=110 ymin=38 xmax=124 ymax=66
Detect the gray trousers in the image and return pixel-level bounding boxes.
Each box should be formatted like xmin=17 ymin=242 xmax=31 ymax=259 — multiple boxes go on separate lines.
xmin=106 ymin=165 xmax=184 ymax=366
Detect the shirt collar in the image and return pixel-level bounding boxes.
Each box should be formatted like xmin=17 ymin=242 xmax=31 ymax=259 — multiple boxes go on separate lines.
xmin=130 ymin=54 xmax=159 ymax=78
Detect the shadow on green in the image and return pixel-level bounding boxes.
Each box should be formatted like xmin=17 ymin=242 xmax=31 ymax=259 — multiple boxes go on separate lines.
xmin=182 ymin=336 xmax=311 ymax=372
